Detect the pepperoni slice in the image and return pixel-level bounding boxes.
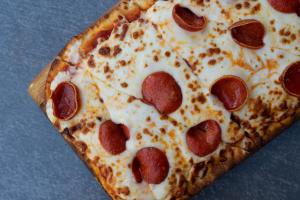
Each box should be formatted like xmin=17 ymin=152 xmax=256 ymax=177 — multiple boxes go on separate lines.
xmin=186 ymin=120 xmax=221 ymax=157
xmin=120 ymin=124 xmax=130 ymax=139
xmin=52 ymin=82 xmax=80 ymax=120
xmin=268 ymin=0 xmax=299 ymax=13
xmin=281 ymin=61 xmax=300 ymax=97
xmin=99 ymin=120 xmax=130 ymax=155
xmin=132 ymin=147 xmax=169 ymax=184
xmin=229 ymin=19 xmax=265 ymax=49
xmin=172 ymin=4 xmax=207 ymax=32
xmin=211 ymin=75 xmax=249 ymax=112
xmin=297 ymin=5 xmax=300 ymax=17
xmin=142 ymin=72 xmax=182 ymax=115
xmin=132 ymin=157 xmax=142 ymax=183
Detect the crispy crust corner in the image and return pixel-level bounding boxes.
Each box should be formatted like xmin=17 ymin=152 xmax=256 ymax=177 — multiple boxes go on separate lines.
xmin=61 ymin=133 xmax=123 ymax=200
xmin=261 ymin=107 xmax=300 ymax=143
xmin=186 ymin=145 xmax=249 ymax=197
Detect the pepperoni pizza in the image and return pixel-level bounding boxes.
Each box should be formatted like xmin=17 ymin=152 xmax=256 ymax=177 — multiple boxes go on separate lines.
xmin=43 ymin=0 xmax=300 ymax=199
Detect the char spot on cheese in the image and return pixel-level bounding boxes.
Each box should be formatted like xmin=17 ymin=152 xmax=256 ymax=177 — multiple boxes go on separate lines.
xmin=127 ymin=96 xmax=136 ymax=103
xmin=99 ymin=120 xmax=130 ymax=155
xmin=132 ymin=31 xmax=140 ymax=39
xmin=113 ymin=45 xmax=122 ymax=56
xmin=52 ymin=82 xmax=80 ymax=120
xmin=119 ymin=60 xmax=126 ymax=66
xmin=132 ymin=147 xmax=169 ymax=184
xmin=103 ymin=65 xmax=110 ymax=73
xmin=142 ymin=72 xmax=183 ymax=115
xmin=165 ymin=51 xmax=171 ymax=57
xmin=120 ymin=24 xmax=129 ymax=41
xmin=244 ymin=2 xmax=251 ymax=8
xmin=99 ymin=46 xmax=111 ymax=56
xmin=235 ymin=3 xmax=242 ymax=10
xmin=208 ymin=59 xmax=217 ymax=65
xmin=88 ymin=55 xmax=96 ymax=68
xmin=121 ymin=82 xmax=128 ymax=88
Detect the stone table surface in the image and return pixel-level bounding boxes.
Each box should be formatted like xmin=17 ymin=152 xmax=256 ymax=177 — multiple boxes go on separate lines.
xmin=0 ymin=0 xmax=299 ymax=200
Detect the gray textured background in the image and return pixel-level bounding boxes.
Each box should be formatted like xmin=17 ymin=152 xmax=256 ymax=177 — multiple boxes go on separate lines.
xmin=0 ymin=1 xmax=299 ymax=200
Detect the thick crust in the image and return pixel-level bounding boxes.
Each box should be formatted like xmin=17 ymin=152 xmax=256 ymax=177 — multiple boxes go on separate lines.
xmin=260 ymin=107 xmax=300 ymax=143
xmin=60 ymin=132 xmax=122 ymax=200
xmin=187 ymin=145 xmax=249 ymax=198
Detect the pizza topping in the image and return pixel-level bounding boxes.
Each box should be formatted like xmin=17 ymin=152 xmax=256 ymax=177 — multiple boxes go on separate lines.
xmin=132 ymin=147 xmax=169 ymax=184
xmin=132 ymin=157 xmax=143 ymax=183
xmin=211 ymin=75 xmax=248 ymax=112
xmin=268 ymin=0 xmax=299 ymax=13
xmin=186 ymin=120 xmax=221 ymax=157
xmin=281 ymin=61 xmax=300 ymax=97
xmin=120 ymin=124 xmax=130 ymax=139
xmin=52 ymin=82 xmax=80 ymax=120
xmin=99 ymin=46 xmax=111 ymax=56
xmin=229 ymin=19 xmax=265 ymax=49
xmin=99 ymin=120 xmax=129 ymax=155
xmin=142 ymin=72 xmax=182 ymax=115
xmin=172 ymin=4 xmax=207 ymax=32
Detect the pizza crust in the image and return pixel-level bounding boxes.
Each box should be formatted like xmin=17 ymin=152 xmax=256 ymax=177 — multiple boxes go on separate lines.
xmin=41 ymin=1 xmax=300 ymax=200
xmin=187 ymin=145 xmax=249 ymax=197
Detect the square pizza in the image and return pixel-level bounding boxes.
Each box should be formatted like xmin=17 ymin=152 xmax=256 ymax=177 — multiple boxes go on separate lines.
xmin=33 ymin=0 xmax=300 ymax=199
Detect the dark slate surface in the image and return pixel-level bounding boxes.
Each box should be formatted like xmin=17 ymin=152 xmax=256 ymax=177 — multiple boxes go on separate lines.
xmin=0 ymin=0 xmax=299 ymax=200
